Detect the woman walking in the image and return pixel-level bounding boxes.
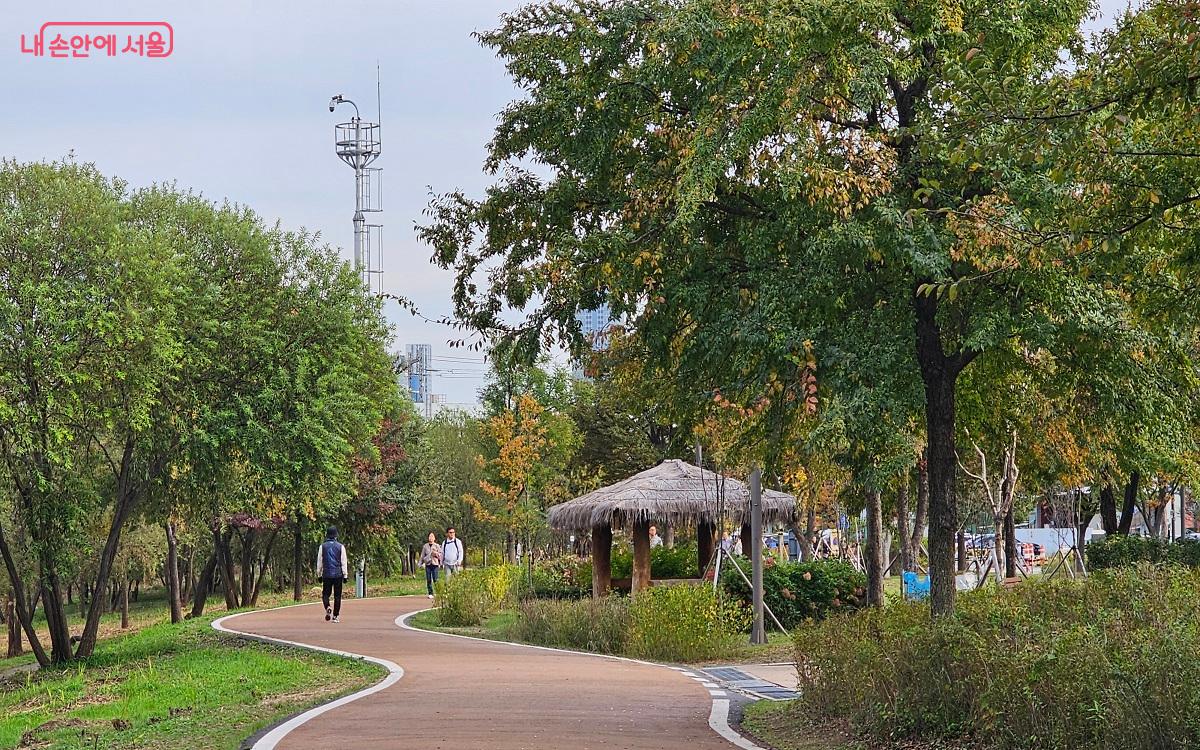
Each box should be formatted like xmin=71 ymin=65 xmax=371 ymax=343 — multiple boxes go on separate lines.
xmin=421 ymin=532 xmax=442 ymax=599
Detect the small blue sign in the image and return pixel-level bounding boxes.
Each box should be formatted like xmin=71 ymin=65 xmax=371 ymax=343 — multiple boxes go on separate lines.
xmin=902 ymin=571 xmax=930 ymax=600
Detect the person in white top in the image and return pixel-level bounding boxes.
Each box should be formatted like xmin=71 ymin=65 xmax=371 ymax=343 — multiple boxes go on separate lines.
xmin=441 ymin=527 xmax=464 ymax=578
xmin=649 ymin=525 xmax=664 ymax=548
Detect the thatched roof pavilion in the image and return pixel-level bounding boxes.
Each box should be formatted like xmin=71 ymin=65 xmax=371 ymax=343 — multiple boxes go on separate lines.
xmin=547 ymin=459 xmax=797 ymax=597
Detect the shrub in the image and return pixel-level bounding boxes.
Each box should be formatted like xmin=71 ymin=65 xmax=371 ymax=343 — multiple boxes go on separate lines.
xmin=626 ymin=584 xmax=751 ymax=662
xmin=435 ymin=564 xmax=519 ymax=626
xmin=721 ymin=558 xmax=867 ymax=628
xmin=610 ymin=542 xmax=700 ymax=580
xmin=1087 ymin=534 xmax=1200 ymax=570
xmin=795 ymin=565 xmax=1200 ymax=750
xmin=508 ymin=596 xmax=630 ymax=654
xmin=521 ymin=555 xmax=593 ymax=599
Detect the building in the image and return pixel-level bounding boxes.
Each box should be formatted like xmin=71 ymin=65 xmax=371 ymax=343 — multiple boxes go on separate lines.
xmin=571 ymin=304 xmax=612 ymax=379
xmin=405 ymin=344 xmax=433 ymax=415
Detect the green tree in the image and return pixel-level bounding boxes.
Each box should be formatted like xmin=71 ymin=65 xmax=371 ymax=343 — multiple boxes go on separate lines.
xmin=421 ymin=0 xmax=1200 ymax=615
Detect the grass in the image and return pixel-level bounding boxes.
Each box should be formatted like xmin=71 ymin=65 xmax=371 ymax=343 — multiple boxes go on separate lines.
xmin=740 ymin=700 xmax=858 ymax=750
xmin=0 ymin=616 xmax=383 ymax=750
xmin=0 ymin=573 xmax=428 ymax=674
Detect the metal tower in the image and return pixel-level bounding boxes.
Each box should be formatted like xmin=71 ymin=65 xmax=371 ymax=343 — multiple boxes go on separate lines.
xmin=329 ymin=93 xmax=382 ymax=292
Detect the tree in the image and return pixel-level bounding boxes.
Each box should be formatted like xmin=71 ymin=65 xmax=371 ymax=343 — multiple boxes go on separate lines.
xmin=421 ymin=0 xmax=1200 ymax=615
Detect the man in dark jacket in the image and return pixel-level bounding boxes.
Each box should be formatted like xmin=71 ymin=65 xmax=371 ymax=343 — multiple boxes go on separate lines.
xmin=317 ymin=526 xmax=349 ymax=622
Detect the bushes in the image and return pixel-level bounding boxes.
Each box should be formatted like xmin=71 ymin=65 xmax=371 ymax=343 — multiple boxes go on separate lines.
xmin=795 ymin=565 xmax=1200 ymax=750
xmin=522 ymin=555 xmax=593 ymax=599
xmin=1087 ymin=534 xmax=1200 ymax=570
xmin=721 ymin=558 xmax=867 ymax=628
xmin=627 ymin=584 xmax=751 ymax=662
xmin=506 ymin=583 xmax=750 ymax=662
xmin=434 ymin=564 xmax=519 ymax=626
xmin=610 ymin=543 xmax=699 ymax=580
xmin=509 ymin=596 xmax=629 ymax=654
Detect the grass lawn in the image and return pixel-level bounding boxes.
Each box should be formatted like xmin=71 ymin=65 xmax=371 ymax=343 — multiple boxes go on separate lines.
xmin=0 ymin=574 xmax=430 ymax=749
xmin=740 ymin=700 xmax=858 ymax=750
xmin=0 ymin=616 xmax=383 ymax=750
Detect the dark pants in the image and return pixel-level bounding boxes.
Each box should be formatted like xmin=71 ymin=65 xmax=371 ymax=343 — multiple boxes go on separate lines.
xmin=321 ymin=577 xmax=343 ymax=616
xmin=425 ymin=564 xmax=439 ymax=595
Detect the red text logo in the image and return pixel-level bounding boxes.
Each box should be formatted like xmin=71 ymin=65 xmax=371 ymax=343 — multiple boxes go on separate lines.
xmin=20 ymin=22 xmax=174 ymax=59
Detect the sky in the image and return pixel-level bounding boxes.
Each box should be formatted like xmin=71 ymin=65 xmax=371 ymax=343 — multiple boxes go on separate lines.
xmin=2 ymin=0 xmax=1131 ymax=407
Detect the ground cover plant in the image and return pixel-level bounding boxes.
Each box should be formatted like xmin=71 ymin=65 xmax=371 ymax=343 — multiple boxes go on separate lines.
xmin=0 ymin=617 xmax=381 ymax=750
xmin=795 ymin=565 xmax=1200 ymax=750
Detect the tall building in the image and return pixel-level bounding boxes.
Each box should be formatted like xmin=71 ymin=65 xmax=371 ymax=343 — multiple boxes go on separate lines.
xmin=572 ymin=304 xmax=612 ymax=379
xmin=406 ymin=343 xmax=432 ymax=415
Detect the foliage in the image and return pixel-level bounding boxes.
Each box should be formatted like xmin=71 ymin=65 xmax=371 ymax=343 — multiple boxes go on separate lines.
xmin=522 ymin=555 xmax=593 ymax=599
xmin=434 ymin=564 xmax=520 ymax=627
xmin=627 ymin=584 xmax=752 ymax=662
xmin=509 ymin=596 xmax=630 ymax=654
xmin=795 ymin=565 xmax=1200 ymax=750
xmin=610 ymin=542 xmax=700 ymax=580
xmin=721 ymin=558 xmax=867 ymax=628
xmin=1087 ymin=535 xmax=1200 ymax=570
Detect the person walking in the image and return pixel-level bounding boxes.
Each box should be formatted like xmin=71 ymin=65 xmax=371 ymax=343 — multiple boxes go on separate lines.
xmin=421 ymin=532 xmax=442 ymax=599
xmin=317 ymin=526 xmax=349 ymax=623
xmin=441 ymin=527 xmax=464 ymax=578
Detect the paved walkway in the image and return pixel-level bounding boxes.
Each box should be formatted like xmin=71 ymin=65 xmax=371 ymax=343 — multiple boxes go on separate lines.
xmin=223 ymin=596 xmax=755 ymax=750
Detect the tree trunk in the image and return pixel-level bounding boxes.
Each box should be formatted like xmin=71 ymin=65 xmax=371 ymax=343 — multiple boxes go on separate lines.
xmin=217 ymin=526 xmax=240 ymax=610
xmin=697 ymin=520 xmax=716 ymax=573
xmin=250 ymin=529 xmax=279 ymax=607
xmin=1004 ymin=506 xmax=1018 ymax=578
xmin=165 ymin=522 xmax=183 ymax=624
xmin=76 ymin=437 xmax=143 ymax=660
xmin=591 ymin=524 xmax=612 ymax=599
xmin=292 ymin=515 xmax=304 ymax=602
xmin=120 ymin=580 xmax=130 ymax=629
xmin=5 ymin=591 xmax=22 ymax=658
xmin=505 ymin=531 xmax=518 ymax=565
xmin=631 ymin=519 xmax=651 ymax=596
xmin=896 ymin=479 xmax=912 ymax=573
xmin=1117 ymin=471 xmax=1140 ymax=535
xmin=924 ymin=372 xmax=960 ymax=616
xmin=0 ymin=520 xmax=49 ymax=666
xmin=909 ymin=452 xmax=930 ymax=568
xmin=239 ymin=528 xmax=257 ymax=608
xmin=866 ymin=489 xmax=884 ymax=607
xmin=991 ymin=515 xmax=1005 ymax=584
xmin=190 ymin=547 xmax=218 ymax=619
xmin=663 ymin=523 xmax=675 ymax=549
xmin=41 ymin=574 xmax=74 ymax=664
xmin=956 ymin=530 xmax=967 ymax=573
xmin=1099 ymin=483 xmax=1119 ymax=535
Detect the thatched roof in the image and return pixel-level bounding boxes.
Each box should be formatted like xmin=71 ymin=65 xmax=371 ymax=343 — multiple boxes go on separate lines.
xmin=547 ymin=459 xmax=796 ymax=531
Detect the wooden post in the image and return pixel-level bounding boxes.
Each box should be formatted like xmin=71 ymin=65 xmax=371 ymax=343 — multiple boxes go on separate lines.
xmin=740 ymin=523 xmax=753 ymax=556
xmin=697 ymin=521 xmax=716 ymax=573
xmin=592 ymin=525 xmax=612 ymax=598
xmin=749 ymin=468 xmax=766 ymax=644
xmin=632 ymin=519 xmax=652 ymax=596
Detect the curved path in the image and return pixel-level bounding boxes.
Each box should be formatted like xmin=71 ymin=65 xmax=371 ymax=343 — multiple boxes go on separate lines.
xmin=219 ymin=596 xmax=760 ymax=750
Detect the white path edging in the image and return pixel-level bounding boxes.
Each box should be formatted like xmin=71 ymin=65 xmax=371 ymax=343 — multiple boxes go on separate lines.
xmin=212 ymin=603 xmax=404 ymax=750
xmin=396 ymin=608 xmax=767 ymax=750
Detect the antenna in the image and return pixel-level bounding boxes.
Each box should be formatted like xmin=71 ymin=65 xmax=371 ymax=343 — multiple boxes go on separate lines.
xmin=329 ymin=88 xmax=383 ymax=294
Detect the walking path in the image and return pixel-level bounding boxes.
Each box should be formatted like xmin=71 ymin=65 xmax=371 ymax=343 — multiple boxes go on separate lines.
xmin=216 ymin=596 xmax=765 ymax=750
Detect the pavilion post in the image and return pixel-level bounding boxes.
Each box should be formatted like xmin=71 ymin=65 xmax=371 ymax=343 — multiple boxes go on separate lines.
xmin=632 ymin=519 xmax=652 ymax=596
xmin=697 ymin=520 xmax=716 ymax=572
xmin=740 ymin=522 xmax=753 ymax=556
xmin=592 ymin=524 xmax=612 ymax=599
xmin=750 ymin=467 xmax=766 ymax=644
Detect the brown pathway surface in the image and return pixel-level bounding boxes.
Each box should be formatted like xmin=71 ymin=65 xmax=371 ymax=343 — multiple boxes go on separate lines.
xmin=226 ymin=596 xmax=742 ymax=750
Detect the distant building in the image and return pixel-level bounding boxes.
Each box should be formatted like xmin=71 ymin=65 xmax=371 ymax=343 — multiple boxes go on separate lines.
xmin=406 ymin=344 xmax=432 ymax=414
xmin=572 ymin=304 xmax=612 ymax=379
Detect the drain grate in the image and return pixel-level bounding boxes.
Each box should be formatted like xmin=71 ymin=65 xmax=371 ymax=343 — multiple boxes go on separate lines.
xmin=701 ymin=667 xmax=800 ymax=701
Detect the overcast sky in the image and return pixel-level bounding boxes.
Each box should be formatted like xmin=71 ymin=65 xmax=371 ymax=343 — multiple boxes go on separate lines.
xmin=3 ymin=0 xmax=1131 ymax=406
